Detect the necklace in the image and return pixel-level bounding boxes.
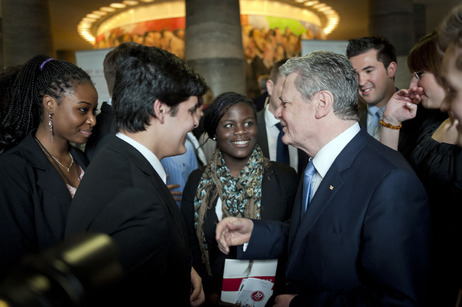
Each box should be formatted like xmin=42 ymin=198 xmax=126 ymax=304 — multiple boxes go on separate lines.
xmin=34 ymin=137 xmax=80 ymax=185
xmin=51 ymin=152 xmax=74 ymax=172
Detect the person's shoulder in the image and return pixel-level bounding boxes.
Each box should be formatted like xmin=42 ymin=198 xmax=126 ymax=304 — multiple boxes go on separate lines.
xmin=360 ymin=135 xmax=415 ymax=172
xmin=267 ymin=161 xmax=297 ymax=180
xmin=188 ymin=167 xmax=205 ymax=183
xmin=0 ymin=136 xmax=37 ymax=167
xmin=0 ymin=147 xmax=28 ymax=171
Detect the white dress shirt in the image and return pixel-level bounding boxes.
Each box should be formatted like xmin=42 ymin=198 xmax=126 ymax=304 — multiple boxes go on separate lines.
xmin=310 ymin=123 xmax=360 ymax=197
xmin=264 ymin=104 xmax=299 ymax=172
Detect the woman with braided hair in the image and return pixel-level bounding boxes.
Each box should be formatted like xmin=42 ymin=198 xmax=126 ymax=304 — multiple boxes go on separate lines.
xmin=0 ymin=55 xmax=98 ymax=276
xmin=181 ymin=91 xmax=297 ymax=306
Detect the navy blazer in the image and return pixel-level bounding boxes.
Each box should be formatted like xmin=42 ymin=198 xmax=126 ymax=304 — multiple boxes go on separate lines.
xmin=241 ymin=128 xmax=431 ymax=306
xmin=0 ymin=131 xmax=88 ymax=276
xmin=256 ymin=109 xmax=308 ymax=176
xmin=66 ymin=136 xmax=192 ymax=306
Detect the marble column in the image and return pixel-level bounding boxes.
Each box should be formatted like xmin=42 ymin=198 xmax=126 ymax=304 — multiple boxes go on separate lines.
xmin=185 ymin=0 xmax=245 ymax=98
xmin=2 ymin=0 xmax=54 ymax=66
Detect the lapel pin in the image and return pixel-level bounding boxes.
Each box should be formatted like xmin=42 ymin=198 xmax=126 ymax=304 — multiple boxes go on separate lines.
xmin=329 ymin=185 xmax=334 ymax=190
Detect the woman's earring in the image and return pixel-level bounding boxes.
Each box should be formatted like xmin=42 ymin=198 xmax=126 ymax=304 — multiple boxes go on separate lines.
xmin=48 ymin=113 xmax=54 ymax=142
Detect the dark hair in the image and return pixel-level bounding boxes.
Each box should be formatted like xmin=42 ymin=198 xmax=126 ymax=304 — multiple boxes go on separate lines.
xmin=103 ymin=42 xmax=140 ymax=96
xmin=203 ymin=92 xmax=256 ymax=139
xmin=112 ymin=44 xmax=207 ymax=133
xmin=346 ymin=36 xmax=397 ymax=69
xmin=438 ymin=4 xmax=462 ymax=52
xmin=0 ymin=55 xmax=92 ymax=152
xmin=0 ymin=65 xmax=22 ymax=123
xmin=407 ymin=31 xmax=444 ymax=85
xmin=269 ymin=58 xmax=288 ymax=83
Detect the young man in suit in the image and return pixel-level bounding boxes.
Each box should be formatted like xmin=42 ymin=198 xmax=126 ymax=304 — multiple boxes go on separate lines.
xmin=256 ymin=58 xmax=308 ymax=176
xmin=346 ymin=36 xmax=397 ymax=141
xmin=346 ymin=36 xmax=436 ymax=161
xmin=66 ymin=44 xmax=208 ymax=306
xmin=215 ymin=51 xmax=431 ymax=306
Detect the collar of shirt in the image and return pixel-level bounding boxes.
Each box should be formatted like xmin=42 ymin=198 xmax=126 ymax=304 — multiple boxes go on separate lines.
xmin=367 ymin=104 xmax=385 ymax=117
xmin=312 ymin=122 xmax=361 ymax=179
xmin=106 ymin=97 xmax=112 ymax=106
xmin=116 ymin=132 xmax=167 ymax=184
xmin=264 ymin=103 xmax=280 ymax=128
xmin=186 ymin=132 xmax=207 ymax=166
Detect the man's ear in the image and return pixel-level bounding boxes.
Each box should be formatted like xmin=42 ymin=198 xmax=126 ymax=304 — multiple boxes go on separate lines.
xmin=153 ymin=99 xmax=167 ymax=123
xmin=266 ymin=79 xmax=274 ymax=96
xmin=387 ymin=61 xmax=397 ymax=79
xmin=314 ymin=90 xmax=334 ymax=119
xmin=43 ymin=95 xmax=56 ymax=114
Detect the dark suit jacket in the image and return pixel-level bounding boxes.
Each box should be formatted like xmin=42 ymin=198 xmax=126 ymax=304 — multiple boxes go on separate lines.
xmin=66 ymin=136 xmax=192 ymax=306
xmin=257 ymin=109 xmax=308 ymax=176
xmin=181 ymin=161 xmax=297 ymax=299
xmin=85 ymin=101 xmax=116 ymax=161
xmin=240 ymin=128 xmax=431 ymax=306
xmin=0 ymin=131 xmax=88 ymax=276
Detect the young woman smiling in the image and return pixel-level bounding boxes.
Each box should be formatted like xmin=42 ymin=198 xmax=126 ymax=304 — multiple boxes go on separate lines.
xmin=0 ymin=55 xmax=98 ymax=276
xmin=181 ymin=92 xmax=298 ymax=306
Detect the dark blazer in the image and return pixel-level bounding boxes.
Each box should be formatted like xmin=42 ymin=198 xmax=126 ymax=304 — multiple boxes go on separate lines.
xmin=256 ymin=109 xmax=308 ymax=176
xmin=241 ymin=128 xmax=431 ymax=306
xmin=85 ymin=101 xmax=116 ymax=161
xmin=181 ymin=161 xmax=297 ymax=299
xmin=0 ymin=131 xmax=88 ymax=276
xmin=66 ymin=136 xmax=192 ymax=306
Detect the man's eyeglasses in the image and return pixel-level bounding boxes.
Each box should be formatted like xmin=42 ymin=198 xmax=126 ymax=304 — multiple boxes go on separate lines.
xmin=413 ymin=71 xmax=424 ymax=80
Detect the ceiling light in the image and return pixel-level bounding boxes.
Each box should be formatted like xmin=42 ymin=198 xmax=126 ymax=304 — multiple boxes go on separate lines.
xmin=303 ymin=0 xmax=318 ymax=6
xmin=100 ymin=6 xmax=116 ymax=12
xmin=123 ymin=0 xmax=139 ymax=5
xmin=92 ymin=11 xmax=107 ymax=16
xmin=110 ymin=3 xmax=126 ymax=9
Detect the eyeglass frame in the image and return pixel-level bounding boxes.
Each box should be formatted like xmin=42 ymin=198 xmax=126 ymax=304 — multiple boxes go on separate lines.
xmin=413 ymin=71 xmax=424 ymax=80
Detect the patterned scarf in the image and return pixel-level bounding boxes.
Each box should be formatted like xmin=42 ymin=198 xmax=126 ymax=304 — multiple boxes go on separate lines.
xmin=193 ymin=144 xmax=269 ymax=275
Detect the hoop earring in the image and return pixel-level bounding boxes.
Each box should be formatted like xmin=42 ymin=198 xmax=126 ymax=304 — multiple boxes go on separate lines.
xmin=48 ymin=113 xmax=54 ymax=142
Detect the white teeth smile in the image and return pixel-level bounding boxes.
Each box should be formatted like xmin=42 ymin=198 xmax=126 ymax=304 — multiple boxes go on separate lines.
xmin=362 ymin=88 xmax=372 ymax=93
xmin=232 ymin=140 xmax=249 ymax=145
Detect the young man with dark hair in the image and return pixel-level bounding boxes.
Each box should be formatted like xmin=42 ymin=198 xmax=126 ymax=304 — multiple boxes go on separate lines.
xmin=346 ymin=36 xmax=431 ymax=160
xmin=346 ymin=36 xmax=398 ymax=141
xmin=66 ymin=44 xmax=207 ymax=306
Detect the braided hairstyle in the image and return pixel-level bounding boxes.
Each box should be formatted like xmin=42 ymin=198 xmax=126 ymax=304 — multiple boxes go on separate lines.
xmin=0 ymin=65 xmax=22 ymax=123
xmin=0 ymin=55 xmax=92 ymax=152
